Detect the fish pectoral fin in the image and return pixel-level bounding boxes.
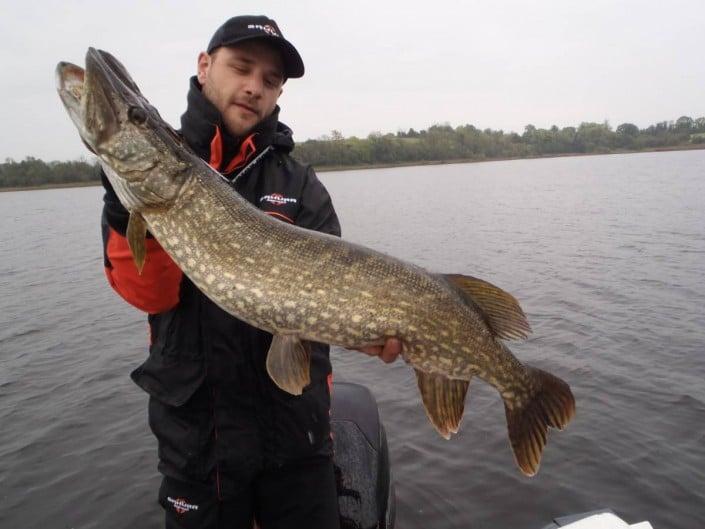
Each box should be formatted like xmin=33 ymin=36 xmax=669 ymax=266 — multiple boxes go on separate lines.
xmin=441 ymin=274 xmax=532 ymax=340
xmin=266 ymin=334 xmax=311 ymax=396
xmin=126 ymin=212 xmax=148 ymax=275
xmin=415 ymin=369 xmax=470 ymax=439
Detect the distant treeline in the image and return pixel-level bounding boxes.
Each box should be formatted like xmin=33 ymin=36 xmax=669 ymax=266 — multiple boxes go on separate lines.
xmin=0 ymin=157 xmax=100 ymax=189
xmin=2 ymin=115 xmax=705 ymax=189
xmin=293 ymin=115 xmax=705 ymax=167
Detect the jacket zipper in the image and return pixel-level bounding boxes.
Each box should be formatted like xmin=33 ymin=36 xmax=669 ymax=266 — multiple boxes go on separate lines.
xmin=219 ymin=145 xmax=273 ymax=188
xmin=212 ymin=386 xmax=222 ymax=500
xmin=200 ymin=297 xmax=222 ymax=501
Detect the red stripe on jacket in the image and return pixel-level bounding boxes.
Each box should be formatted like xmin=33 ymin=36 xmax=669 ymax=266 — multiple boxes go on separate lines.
xmin=264 ymin=211 xmax=294 ymax=223
xmin=209 ymin=126 xmax=257 ymax=174
xmin=104 ymin=227 xmax=182 ymax=314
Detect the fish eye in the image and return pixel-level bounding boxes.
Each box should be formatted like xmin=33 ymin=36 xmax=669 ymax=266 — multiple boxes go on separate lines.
xmin=128 ymin=106 xmax=148 ymax=125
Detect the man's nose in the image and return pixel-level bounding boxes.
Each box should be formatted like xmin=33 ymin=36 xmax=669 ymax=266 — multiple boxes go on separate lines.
xmin=243 ymin=74 xmax=264 ymax=97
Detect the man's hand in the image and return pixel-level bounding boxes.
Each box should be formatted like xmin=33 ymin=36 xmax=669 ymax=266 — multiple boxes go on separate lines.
xmin=357 ymin=338 xmax=402 ymax=364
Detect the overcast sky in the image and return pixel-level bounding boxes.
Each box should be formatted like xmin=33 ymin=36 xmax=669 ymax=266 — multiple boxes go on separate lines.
xmin=2 ymin=0 xmax=704 ymax=161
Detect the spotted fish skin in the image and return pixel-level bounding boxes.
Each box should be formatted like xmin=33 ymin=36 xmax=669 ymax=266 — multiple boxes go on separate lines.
xmin=56 ymin=48 xmax=575 ymax=477
xmin=148 ymin=173 xmax=506 ymax=380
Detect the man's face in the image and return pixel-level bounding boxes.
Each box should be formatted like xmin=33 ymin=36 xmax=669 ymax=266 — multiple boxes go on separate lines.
xmin=197 ymin=40 xmax=285 ymax=137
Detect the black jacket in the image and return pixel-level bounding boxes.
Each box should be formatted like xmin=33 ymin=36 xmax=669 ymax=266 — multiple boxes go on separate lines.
xmin=101 ymin=76 xmax=341 ymax=493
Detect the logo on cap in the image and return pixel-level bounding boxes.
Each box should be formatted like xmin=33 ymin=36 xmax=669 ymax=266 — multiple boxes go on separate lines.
xmin=248 ymin=24 xmax=279 ymax=37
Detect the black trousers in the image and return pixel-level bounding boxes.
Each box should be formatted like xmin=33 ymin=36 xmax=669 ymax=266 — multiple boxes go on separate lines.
xmin=158 ymin=457 xmax=341 ymax=529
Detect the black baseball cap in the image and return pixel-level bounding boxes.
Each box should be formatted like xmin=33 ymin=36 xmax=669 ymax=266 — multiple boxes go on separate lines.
xmin=207 ymin=15 xmax=304 ymax=79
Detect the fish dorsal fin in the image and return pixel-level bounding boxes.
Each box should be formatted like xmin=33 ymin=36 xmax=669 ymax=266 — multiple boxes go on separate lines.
xmin=266 ymin=334 xmax=311 ymax=396
xmin=126 ymin=212 xmax=148 ymax=275
xmin=415 ymin=369 xmax=470 ymax=439
xmin=442 ymin=274 xmax=532 ymax=340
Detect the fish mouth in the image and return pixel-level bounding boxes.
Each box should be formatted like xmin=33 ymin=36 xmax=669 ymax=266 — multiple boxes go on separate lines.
xmin=55 ymin=62 xmax=85 ymax=104
xmin=56 ymin=52 xmax=118 ymax=153
xmin=55 ymin=61 xmax=95 ymax=152
xmin=56 ymin=48 xmax=143 ymax=154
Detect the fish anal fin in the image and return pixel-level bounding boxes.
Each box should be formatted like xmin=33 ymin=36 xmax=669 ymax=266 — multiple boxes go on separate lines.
xmin=442 ymin=274 xmax=532 ymax=340
xmin=126 ymin=212 xmax=148 ymax=275
xmin=504 ymin=366 xmax=576 ymax=477
xmin=266 ymin=334 xmax=311 ymax=396
xmin=415 ymin=369 xmax=470 ymax=439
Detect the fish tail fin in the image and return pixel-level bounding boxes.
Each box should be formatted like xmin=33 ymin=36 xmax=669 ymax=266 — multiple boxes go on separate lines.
xmin=503 ymin=366 xmax=575 ymax=477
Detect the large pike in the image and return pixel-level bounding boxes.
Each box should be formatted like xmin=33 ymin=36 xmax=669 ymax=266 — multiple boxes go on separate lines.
xmin=56 ymin=48 xmax=575 ymax=476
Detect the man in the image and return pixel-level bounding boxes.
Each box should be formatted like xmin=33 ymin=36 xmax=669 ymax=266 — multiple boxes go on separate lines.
xmin=100 ymin=15 xmax=401 ymax=529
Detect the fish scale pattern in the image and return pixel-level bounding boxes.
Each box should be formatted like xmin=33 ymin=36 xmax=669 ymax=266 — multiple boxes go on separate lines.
xmin=147 ymin=168 xmax=528 ymax=395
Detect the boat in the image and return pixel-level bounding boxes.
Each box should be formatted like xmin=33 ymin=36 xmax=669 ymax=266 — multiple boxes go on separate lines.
xmin=331 ymin=381 xmax=395 ymax=529
xmin=541 ymin=509 xmax=653 ymax=528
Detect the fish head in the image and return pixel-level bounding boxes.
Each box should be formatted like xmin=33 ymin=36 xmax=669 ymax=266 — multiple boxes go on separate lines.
xmin=56 ymin=48 xmax=191 ymax=211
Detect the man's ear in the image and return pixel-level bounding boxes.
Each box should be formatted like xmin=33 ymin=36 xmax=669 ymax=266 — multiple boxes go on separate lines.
xmin=197 ymin=51 xmax=211 ymax=84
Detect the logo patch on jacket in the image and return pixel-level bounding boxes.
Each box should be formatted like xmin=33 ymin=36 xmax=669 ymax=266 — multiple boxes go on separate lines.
xmin=167 ymin=496 xmax=199 ymax=515
xmin=260 ymin=193 xmax=297 ymax=206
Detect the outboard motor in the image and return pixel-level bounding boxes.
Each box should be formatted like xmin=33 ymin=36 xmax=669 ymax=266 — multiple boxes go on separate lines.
xmin=331 ymin=382 xmax=396 ymax=529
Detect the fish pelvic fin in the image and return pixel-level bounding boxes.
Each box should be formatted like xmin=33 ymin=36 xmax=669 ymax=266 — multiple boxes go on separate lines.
xmin=441 ymin=274 xmax=532 ymax=340
xmin=504 ymin=366 xmax=575 ymax=477
xmin=415 ymin=369 xmax=470 ymax=439
xmin=266 ymin=334 xmax=311 ymax=396
xmin=126 ymin=212 xmax=148 ymax=275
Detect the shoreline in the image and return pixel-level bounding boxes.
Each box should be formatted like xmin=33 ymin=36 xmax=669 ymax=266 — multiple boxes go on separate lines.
xmin=0 ymin=180 xmax=101 ymax=193
xmin=2 ymin=143 xmax=704 ymax=192
xmin=314 ymin=143 xmax=705 ymax=173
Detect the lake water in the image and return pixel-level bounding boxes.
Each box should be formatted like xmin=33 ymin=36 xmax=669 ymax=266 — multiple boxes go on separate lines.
xmin=1 ymin=150 xmax=704 ymax=528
